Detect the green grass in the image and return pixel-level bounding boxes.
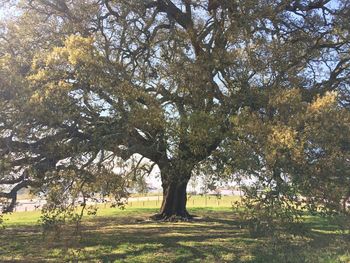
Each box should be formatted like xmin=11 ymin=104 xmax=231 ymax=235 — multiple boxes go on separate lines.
xmin=3 ymin=195 xmax=238 ymax=225
xmin=1 ymin=196 xmax=349 ymax=262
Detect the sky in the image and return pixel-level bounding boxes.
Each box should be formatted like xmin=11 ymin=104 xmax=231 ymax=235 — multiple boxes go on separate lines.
xmin=0 ymin=2 xmax=16 ymax=21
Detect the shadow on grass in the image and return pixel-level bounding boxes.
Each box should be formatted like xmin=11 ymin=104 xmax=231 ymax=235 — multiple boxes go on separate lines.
xmin=0 ymin=211 xmax=349 ymax=262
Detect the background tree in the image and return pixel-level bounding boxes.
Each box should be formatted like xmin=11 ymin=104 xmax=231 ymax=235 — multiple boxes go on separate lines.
xmin=0 ymin=0 xmax=349 ymax=220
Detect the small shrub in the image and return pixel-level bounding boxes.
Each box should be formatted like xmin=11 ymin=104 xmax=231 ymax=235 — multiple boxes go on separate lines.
xmin=234 ymin=189 xmax=304 ymax=237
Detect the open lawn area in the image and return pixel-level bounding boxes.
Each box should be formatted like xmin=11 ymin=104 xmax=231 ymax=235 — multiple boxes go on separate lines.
xmin=1 ymin=196 xmax=350 ymax=262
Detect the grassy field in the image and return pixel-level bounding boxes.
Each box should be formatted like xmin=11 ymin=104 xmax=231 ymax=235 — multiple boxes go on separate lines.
xmin=3 ymin=195 xmax=239 ymax=225
xmin=1 ymin=196 xmax=350 ymax=262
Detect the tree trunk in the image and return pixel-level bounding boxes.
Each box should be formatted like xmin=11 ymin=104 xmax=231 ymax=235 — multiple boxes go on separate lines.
xmin=152 ymin=166 xmax=192 ymax=221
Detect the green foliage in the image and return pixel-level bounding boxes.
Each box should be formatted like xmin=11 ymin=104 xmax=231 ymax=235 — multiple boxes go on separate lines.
xmin=226 ymin=89 xmax=350 ymax=232
xmin=0 ymin=213 xmax=3 ymax=229
xmin=0 ymin=0 xmax=350 ymax=224
xmin=234 ymin=189 xmax=305 ymax=237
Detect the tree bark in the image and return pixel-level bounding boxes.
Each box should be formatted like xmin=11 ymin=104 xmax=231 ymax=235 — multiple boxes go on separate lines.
xmin=152 ymin=165 xmax=192 ymax=221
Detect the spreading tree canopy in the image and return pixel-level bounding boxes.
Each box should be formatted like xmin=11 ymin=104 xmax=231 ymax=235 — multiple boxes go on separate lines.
xmin=0 ymin=0 xmax=349 ymax=220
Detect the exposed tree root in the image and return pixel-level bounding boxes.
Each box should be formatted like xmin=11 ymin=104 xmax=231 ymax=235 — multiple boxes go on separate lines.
xmin=150 ymin=212 xmax=195 ymax=222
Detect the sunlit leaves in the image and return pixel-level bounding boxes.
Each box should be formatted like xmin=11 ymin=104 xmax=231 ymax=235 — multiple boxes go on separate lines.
xmin=0 ymin=0 xmax=349 ymax=221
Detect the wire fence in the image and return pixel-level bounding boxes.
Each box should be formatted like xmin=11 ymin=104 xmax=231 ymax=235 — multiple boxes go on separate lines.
xmin=10 ymin=195 xmax=241 ymax=212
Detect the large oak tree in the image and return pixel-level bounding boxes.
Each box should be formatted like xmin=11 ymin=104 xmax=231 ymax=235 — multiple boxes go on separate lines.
xmin=0 ymin=0 xmax=349 ymax=220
